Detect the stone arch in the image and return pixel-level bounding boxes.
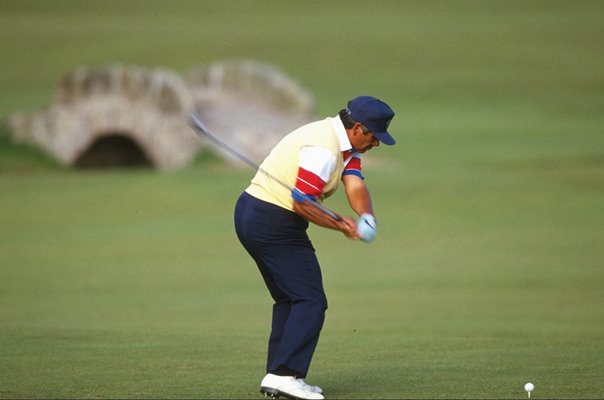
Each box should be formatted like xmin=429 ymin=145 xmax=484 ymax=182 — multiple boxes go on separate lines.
xmin=8 ymin=61 xmax=316 ymax=170
xmin=73 ymin=133 xmax=153 ymax=169
xmin=9 ymin=65 xmax=199 ymax=170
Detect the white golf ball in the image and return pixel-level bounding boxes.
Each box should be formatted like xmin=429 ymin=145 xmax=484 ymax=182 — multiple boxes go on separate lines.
xmin=524 ymin=382 xmax=534 ymax=392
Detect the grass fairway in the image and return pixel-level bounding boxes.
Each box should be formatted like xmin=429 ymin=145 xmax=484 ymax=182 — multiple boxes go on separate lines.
xmin=1 ymin=1 xmax=604 ymax=399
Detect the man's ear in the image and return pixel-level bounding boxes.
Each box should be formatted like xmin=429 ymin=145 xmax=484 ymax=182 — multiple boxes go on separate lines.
xmin=352 ymin=122 xmax=364 ymax=136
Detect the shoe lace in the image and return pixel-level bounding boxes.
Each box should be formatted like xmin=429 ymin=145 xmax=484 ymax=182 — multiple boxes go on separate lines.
xmin=297 ymin=379 xmax=309 ymax=387
xmin=297 ymin=378 xmax=316 ymax=391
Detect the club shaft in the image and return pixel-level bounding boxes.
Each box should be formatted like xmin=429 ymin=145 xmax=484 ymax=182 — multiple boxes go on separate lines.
xmin=189 ymin=113 xmax=260 ymax=170
xmin=188 ymin=112 xmax=342 ymax=221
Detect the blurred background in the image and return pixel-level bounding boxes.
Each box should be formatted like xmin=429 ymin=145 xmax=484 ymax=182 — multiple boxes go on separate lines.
xmin=1 ymin=1 xmax=603 ymax=399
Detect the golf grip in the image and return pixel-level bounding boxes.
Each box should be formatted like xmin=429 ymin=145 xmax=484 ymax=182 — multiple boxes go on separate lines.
xmin=188 ymin=112 xmax=342 ymax=221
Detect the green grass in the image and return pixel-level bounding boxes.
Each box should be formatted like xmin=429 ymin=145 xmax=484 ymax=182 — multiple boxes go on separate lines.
xmin=1 ymin=1 xmax=604 ymax=399
xmin=0 ymin=124 xmax=61 ymax=173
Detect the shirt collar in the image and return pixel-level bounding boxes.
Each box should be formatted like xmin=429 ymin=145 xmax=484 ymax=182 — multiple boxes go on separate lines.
xmin=330 ymin=116 xmax=352 ymax=152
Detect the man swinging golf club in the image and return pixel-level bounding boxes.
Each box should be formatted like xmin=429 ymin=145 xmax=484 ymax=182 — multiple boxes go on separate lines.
xmin=234 ymin=96 xmax=396 ymax=399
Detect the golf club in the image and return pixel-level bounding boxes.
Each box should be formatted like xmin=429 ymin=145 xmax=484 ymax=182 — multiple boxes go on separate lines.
xmin=188 ymin=112 xmax=342 ymax=221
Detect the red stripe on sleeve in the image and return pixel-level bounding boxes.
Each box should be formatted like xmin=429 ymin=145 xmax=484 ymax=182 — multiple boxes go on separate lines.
xmin=295 ymin=167 xmax=326 ymax=198
xmin=345 ymin=156 xmax=361 ymax=172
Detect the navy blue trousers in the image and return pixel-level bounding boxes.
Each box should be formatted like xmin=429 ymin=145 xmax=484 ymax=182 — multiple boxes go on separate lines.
xmin=234 ymin=191 xmax=327 ymax=378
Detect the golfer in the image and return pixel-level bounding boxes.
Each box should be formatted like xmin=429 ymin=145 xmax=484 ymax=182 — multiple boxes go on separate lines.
xmin=234 ymin=96 xmax=396 ymax=400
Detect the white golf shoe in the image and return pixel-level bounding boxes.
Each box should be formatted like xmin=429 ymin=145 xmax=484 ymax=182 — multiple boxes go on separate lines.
xmin=260 ymin=373 xmax=324 ymax=399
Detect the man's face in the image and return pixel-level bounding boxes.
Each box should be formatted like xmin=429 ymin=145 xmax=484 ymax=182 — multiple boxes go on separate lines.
xmin=351 ymin=123 xmax=380 ymax=153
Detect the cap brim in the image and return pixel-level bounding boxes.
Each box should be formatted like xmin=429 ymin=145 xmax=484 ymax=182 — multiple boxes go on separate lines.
xmin=374 ymin=131 xmax=396 ymax=145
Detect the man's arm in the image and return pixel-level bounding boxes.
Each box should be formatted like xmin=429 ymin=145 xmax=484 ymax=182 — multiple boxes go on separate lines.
xmin=292 ymin=173 xmax=374 ymax=241
xmin=342 ymin=174 xmax=374 ymax=217
xmin=292 ymin=199 xmax=360 ymax=239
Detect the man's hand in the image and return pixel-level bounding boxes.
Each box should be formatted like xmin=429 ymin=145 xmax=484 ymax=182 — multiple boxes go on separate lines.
xmin=293 ymin=199 xmax=361 ymax=240
xmin=336 ymin=217 xmax=361 ymax=240
xmin=356 ymin=213 xmax=377 ymax=242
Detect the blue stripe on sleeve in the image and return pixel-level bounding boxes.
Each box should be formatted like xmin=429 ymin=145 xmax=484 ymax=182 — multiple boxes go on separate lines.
xmin=291 ymin=188 xmax=319 ymax=203
xmin=342 ymin=169 xmax=365 ymax=180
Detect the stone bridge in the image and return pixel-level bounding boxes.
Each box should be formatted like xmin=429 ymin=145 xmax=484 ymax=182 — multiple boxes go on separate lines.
xmin=8 ymin=61 xmax=315 ymax=170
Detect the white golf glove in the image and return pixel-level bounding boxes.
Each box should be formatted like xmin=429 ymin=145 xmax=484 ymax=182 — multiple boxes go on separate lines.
xmin=356 ymin=213 xmax=377 ymax=243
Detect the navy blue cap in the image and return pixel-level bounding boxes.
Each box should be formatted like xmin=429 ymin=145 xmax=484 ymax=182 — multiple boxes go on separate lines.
xmin=347 ymin=96 xmax=396 ymax=145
